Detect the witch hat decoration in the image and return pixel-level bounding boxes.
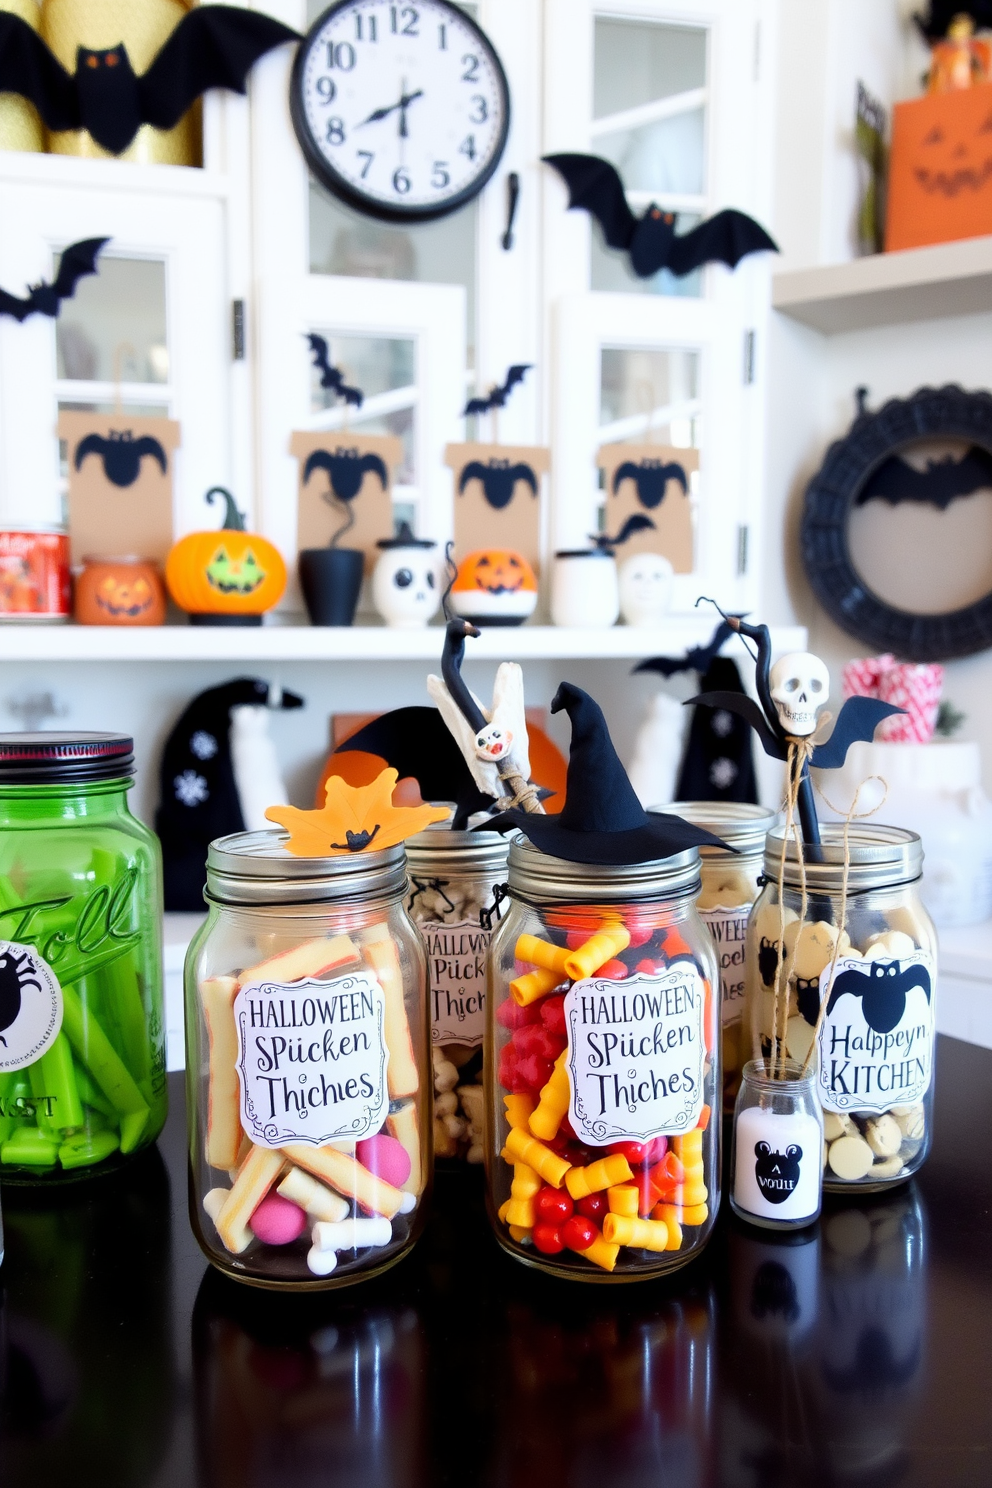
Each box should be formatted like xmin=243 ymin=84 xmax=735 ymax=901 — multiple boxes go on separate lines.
xmin=485 ymin=682 xmax=724 ymax=864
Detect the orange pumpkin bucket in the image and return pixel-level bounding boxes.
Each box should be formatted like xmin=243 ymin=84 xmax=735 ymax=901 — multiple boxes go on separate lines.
xmin=885 ymin=82 xmax=992 ymax=252
xmin=449 ymin=547 xmax=538 ymax=626
xmin=75 ymin=555 xmax=166 ymax=625
xmin=165 ymin=487 xmax=287 ymax=625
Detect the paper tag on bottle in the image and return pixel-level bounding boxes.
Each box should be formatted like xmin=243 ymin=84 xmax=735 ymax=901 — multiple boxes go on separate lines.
xmin=420 ymin=919 xmax=489 ymax=1047
xmin=816 ymin=953 xmax=935 ymax=1114
xmin=564 ymin=967 xmax=706 ymax=1145
xmin=234 ymin=971 xmax=388 ymax=1148
xmin=0 ymin=941 xmax=63 ymax=1073
xmin=699 ymin=905 xmax=750 ymax=1025
xmin=733 ymin=1106 xmax=822 ymax=1222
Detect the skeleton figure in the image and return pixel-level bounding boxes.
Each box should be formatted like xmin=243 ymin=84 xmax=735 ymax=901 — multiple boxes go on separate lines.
xmin=427 ymin=661 xmax=531 ymax=800
xmin=769 ymin=652 xmax=830 ymax=738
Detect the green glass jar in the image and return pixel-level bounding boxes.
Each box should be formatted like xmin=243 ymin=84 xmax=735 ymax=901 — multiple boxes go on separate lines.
xmin=0 ymin=733 xmax=166 ymax=1181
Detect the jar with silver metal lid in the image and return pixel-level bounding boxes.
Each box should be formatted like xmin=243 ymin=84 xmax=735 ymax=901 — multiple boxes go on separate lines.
xmin=185 ymin=831 xmax=430 ymax=1289
xmin=405 ymin=827 xmax=509 ymax=1168
xmin=655 ymin=802 xmax=778 ymax=1112
xmin=745 ymin=824 xmax=936 ymax=1192
xmin=486 ymin=837 xmax=720 ymax=1281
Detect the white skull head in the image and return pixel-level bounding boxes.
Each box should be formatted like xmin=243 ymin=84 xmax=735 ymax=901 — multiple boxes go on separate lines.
xmin=475 ymin=722 xmax=513 ymax=761
xmin=769 ymin=652 xmax=829 ymax=737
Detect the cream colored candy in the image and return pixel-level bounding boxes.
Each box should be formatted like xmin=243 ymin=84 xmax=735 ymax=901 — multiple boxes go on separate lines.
xmin=785 ymin=1015 xmax=816 ymax=1064
xmin=865 ymin=1113 xmax=902 ymax=1157
xmin=783 ymin=920 xmax=851 ymax=980
xmin=863 ymin=930 xmax=916 ymax=959
xmin=278 ymin=1167 xmax=350 ymax=1223
xmin=885 ymin=905 xmax=925 ymax=946
xmin=893 ymin=1103 xmax=925 ymax=1140
xmin=698 ymin=871 xmax=754 ymax=910
xmin=823 ymin=1111 xmax=856 ymax=1142
xmin=432 ymin=1054 xmax=459 ymax=1093
xmin=827 ymin=1134 xmax=874 ymax=1181
xmin=752 ymin=901 xmax=799 ymax=944
xmin=202 ymin=1186 xmax=229 ymax=1225
xmin=435 ymin=1091 xmax=458 ymax=1116
xmin=870 ymin=1155 xmax=904 ymax=1179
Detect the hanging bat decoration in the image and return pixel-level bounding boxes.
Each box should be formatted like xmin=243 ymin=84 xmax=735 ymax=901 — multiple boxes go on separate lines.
xmin=855 ymin=446 xmax=992 ymax=509
xmin=74 ymin=429 xmax=168 ymax=487
xmin=463 ymin=364 xmax=532 ymax=416
xmin=0 ymin=237 xmax=108 ymax=323
xmin=336 ymin=705 xmax=496 ymax=829
xmin=0 ymin=7 xmax=298 ymax=157
xmin=458 ymin=459 xmax=538 ymax=511
xmin=825 ymin=958 xmax=932 ymax=1036
xmin=590 ymin=513 xmax=656 ymax=551
xmin=306 ymin=334 xmax=363 ymax=407
xmin=634 ymin=617 xmax=738 ymax=679
xmin=613 ymin=457 xmax=688 ymax=509
xmin=542 ymin=153 xmax=778 ymax=279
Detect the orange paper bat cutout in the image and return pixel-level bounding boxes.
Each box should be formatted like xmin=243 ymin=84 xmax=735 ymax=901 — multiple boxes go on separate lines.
xmin=265 ymin=767 xmax=450 ymax=857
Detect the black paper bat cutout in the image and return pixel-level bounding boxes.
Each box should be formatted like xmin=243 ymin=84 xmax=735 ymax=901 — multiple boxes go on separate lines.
xmin=542 ymin=153 xmax=778 ymax=278
xmin=0 ymin=7 xmax=298 ymax=156
xmin=74 ymin=429 xmax=168 ymax=487
xmin=336 ymin=705 xmax=495 ymax=830
xmin=825 ymin=958 xmax=931 ymax=1036
xmin=304 ymin=448 xmax=388 ymax=503
xmin=856 ymin=446 xmax=992 ymax=510
xmin=0 ymin=237 xmax=107 ymax=323
xmin=590 ymin=513 xmax=656 ymax=551
xmin=306 ymin=334 xmax=363 ymax=407
xmin=463 ymin=364 xmax=532 ymax=416
xmin=914 ymin=1 xmax=992 ymax=39
xmin=687 ymin=689 xmax=902 ymax=770
xmin=458 ymin=459 xmax=538 ymax=511
xmin=633 ymin=618 xmax=737 ymax=679
xmin=613 ymin=458 xmax=688 ymax=508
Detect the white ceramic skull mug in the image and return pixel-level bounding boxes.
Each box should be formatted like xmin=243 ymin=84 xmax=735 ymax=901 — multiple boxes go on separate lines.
xmin=618 ymin=552 xmax=675 ymax=626
xmin=372 ymin=523 xmax=441 ymax=629
xmin=769 ymin=652 xmax=829 ymax=736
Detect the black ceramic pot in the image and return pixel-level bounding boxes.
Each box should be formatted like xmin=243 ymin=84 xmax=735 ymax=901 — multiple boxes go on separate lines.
xmin=299 ymin=547 xmax=364 ymax=626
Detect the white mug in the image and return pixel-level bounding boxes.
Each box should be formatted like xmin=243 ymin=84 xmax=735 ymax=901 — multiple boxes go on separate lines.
xmin=551 ymin=551 xmax=619 ymax=628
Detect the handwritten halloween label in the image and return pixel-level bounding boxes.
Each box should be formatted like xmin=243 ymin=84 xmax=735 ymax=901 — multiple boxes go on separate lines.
xmin=565 ymin=968 xmax=705 ymax=1144
xmin=816 ymin=954 xmax=935 ymax=1114
xmin=235 ymin=972 xmax=388 ymax=1147
xmin=699 ymin=906 xmax=749 ymax=1024
xmin=421 ymin=920 xmax=489 ymax=1047
xmin=0 ymin=941 xmax=63 ymax=1073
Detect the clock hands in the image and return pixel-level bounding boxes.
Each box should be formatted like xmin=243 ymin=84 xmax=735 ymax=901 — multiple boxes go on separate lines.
xmin=358 ymin=84 xmax=424 ymax=139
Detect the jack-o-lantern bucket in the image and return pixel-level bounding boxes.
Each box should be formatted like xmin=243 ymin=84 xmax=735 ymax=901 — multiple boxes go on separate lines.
xmin=165 ymin=487 xmax=287 ymax=626
xmin=449 ymin=548 xmax=538 ymax=626
xmin=75 ymin=555 xmax=166 ymax=625
xmin=886 ymin=82 xmax=992 ymax=251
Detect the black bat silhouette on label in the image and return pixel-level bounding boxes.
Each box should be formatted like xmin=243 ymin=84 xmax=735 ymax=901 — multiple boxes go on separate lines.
xmin=856 ymin=446 xmax=992 ymax=510
xmin=74 ymin=429 xmax=168 ymax=487
xmin=613 ymin=458 xmax=688 ymax=508
xmin=330 ymin=827 xmax=380 ymax=852
xmin=306 ymin=334 xmax=363 ymax=407
xmin=463 ymin=364 xmax=532 ymax=416
xmin=0 ymin=237 xmax=107 ymax=323
xmin=0 ymin=8 xmax=297 ymax=156
xmin=826 ymin=959 xmax=932 ymax=1036
xmin=0 ymin=946 xmax=43 ymax=1047
xmin=542 ymin=153 xmax=778 ymax=278
xmin=458 ymin=459 xmax=538 ymax=511
xmin=336 ymin=705 xmax=496 ymax=829
xmin=304 ymin=448 xmax=388 ymax=503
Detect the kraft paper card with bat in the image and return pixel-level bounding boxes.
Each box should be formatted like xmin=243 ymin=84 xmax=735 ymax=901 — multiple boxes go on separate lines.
xmin=291 ymin=431 xmax=400 ymax=573
xmin=597 ymin=443 xmax=698 ymax=573
xmin=60 ymin=411 xmax=181 ymax=566
xmin=445 ymin=442 xmax=549 ymax=573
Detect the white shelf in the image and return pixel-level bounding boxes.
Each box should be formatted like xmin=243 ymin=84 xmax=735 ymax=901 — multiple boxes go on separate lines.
xmin=772 ymin=235 xmax=992 ymax=334
xmin=0 ymin=620 xmax=808 ymax=663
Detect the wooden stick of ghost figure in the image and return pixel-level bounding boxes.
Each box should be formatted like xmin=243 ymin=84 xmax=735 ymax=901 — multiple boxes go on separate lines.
xmin=428 ymin=618 xmax=545 ymax=815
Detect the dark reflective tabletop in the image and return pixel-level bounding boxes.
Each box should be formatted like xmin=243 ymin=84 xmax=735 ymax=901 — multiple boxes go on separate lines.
xmin=1 ymin=1034 xmax=990 ymax=1487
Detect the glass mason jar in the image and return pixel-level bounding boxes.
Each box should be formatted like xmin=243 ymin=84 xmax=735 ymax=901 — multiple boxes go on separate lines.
xmin=0 ymin=732 xmax=166 ymax=1181
xmin=731 ymin=1058 xmax=823 ymax=1230
xmin=656 ymin=802 xmax=777 ymax=1112
xmin=745 ymin=824 xmax=936 ymax=1193
xmin=486 ymin=837 xmax=720 ymax=1282
xmin=405 ymin=827 xmax=509 ymax=1168
xmin=186 ymin=831 xmax=431 ymax=1290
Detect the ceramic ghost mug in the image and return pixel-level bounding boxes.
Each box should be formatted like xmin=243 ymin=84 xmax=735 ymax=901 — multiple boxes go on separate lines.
xmin=618 ymin=552 xmax=674 ymax=626
xmin=372 ymin=523 xmax=441 ymax=629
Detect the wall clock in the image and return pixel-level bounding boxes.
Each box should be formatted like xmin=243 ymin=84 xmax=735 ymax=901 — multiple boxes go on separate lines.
xmin=291 ymin=0 xmax=510 ymax=223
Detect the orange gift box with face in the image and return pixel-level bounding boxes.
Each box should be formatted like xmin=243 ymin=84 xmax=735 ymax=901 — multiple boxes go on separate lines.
xmin=885 ymin=82 xmax=992 ymax=251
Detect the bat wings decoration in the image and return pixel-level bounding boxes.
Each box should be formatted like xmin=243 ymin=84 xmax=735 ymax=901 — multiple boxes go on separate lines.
xmin=824 ymin=958 xmax=932 ymax=1036
xmin=542 ymin=154 xmax=778 ymax=279
xmin=307 ymin=335 xmax=363 ymax=408
xmin=614 ymin=458 xmax=688 ymax=509
xmin=0 ymin=6 xmax=298 ymax=156
xmin=464 ymin=364 xmax=532 ymax=417
xmin=856 ymin=446 xmax=992 ymax=510
xmin=0 ymin=237 xmax=107 ymax=323
xmin=75 ymin=429 xmax=168 ymax=487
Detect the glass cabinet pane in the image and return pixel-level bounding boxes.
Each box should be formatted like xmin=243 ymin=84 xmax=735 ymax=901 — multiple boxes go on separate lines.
xmin=593 ymin=19 xmax=706 ymax=119
xmin=600 ymin=346 xmax=701 ymax=448
xmin=56 ymin=256 xmax=168 ymax=384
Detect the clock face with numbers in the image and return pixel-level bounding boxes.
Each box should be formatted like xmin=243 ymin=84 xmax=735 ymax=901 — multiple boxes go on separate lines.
xmin=291 ymin=0 xmax=511 ymax=223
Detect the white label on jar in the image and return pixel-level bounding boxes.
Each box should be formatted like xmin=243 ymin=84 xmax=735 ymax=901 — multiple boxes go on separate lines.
xmin=564 ymin=967 xmax=705 ymax=1145
xmin=0 ymin=941 xmax=63 ymax=1073
xmin=234 ymin=971 xmax=388 ymax=1148
xmin=699 ymin=905 xmax=750 ymax=1025
xmin=816 ymin=954 xmax=935 ymax=1115
xmin=420 ymin=919 xmax=489 ymax=1047
xmin=733 ymin=1107 xmax=822 ymax=1222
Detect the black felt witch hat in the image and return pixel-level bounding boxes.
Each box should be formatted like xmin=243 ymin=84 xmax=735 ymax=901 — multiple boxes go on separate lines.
xmin=485 ymin=682 xmax=725 ymax=864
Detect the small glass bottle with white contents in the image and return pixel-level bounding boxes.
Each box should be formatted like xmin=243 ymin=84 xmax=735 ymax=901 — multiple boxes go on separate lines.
xmin=731 ymin=1059 xmax=822 ymax=1229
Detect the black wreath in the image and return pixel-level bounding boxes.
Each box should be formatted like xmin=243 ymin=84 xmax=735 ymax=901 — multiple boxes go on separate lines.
xmin=801 ymin=384 xmax=992 ymax=662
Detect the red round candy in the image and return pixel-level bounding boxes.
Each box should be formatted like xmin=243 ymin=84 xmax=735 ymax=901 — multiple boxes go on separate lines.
xmin=635 ymin=957 xmax=667 ymax=976
xmin=576 ymin=1192 xmax=608 ymax=1221
xmin=534 ymin=1186 xmax=574 ymax=1223
xmin=532 ymin=1222 xmax=565 ymax=1254
xmin=606 ymin=1139 xmax=652 ymax=1165
xmin=625 ymin=923 xmax=654 ymax=948
xmin=562 ymin=1215 xmax=597 ymax=1251
xmin=598 ymin=959 xmax=629 ymax=979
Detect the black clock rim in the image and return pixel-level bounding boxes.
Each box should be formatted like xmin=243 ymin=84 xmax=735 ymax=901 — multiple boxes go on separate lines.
xmin=290 ymin=0 xmax=511 ymax=225
xmin=799 ymin=383 xmax=992 ymax=662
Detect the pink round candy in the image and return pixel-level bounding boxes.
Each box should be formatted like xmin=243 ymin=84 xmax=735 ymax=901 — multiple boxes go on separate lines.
xmin=249 ymin=1192 xmax=307 ymax=1246
xmin=356 ymin=1133 xmax=411 ymax=1188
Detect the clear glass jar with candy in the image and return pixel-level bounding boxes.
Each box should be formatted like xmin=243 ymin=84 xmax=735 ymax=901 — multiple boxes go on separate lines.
xmin=745 ymin=824 xmax=936 ymax=1193
xmin=655 ymin=802 xmax=777 ymax=1112
xmin=186 ymin=832 xmax=431 ymax=1289
xmin=405 ymin=827 xmax=509 ymax=1168
xmin=486 ymin=837 xmax=720 ymax=1281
